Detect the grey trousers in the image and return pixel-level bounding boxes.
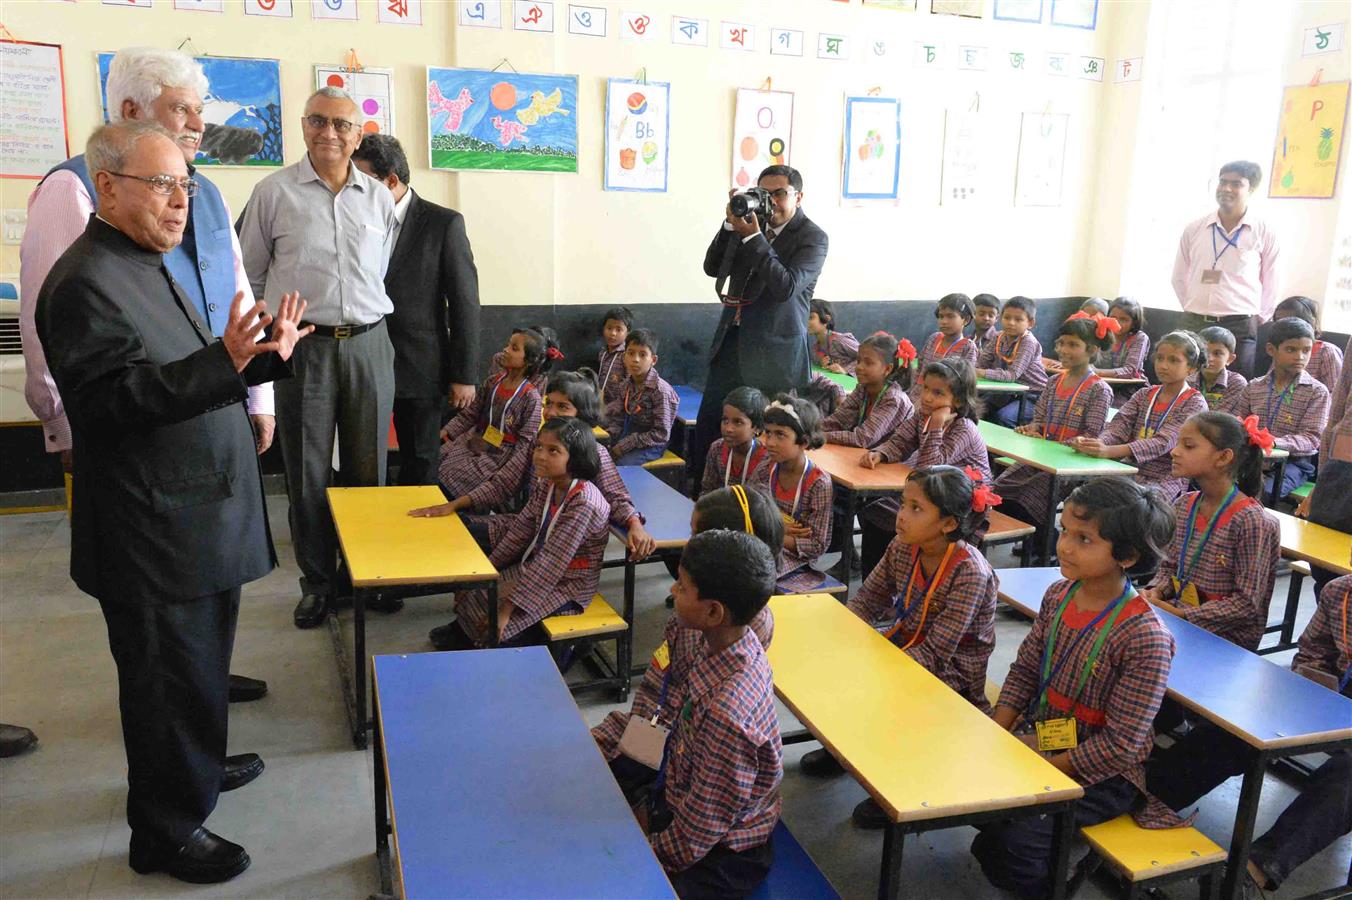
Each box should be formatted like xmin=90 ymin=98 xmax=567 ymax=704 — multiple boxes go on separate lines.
xmin=275 ymin=320 xmax=394 ymax=598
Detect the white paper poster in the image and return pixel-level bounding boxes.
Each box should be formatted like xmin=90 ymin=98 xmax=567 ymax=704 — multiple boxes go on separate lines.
xmin=1015 ymin=112 xmax=1069 ymax=206
xmin=175 ymin=0 xmax=224 ymax=11
xmin=1114 ymin=57 xmax=1142 ymax=82
xmin=671 ymin=16 xmax=708 ymax=46
xmin=1045 ymin=52 xmax=1070 ymax=76
xmin=456 ymin=0 xmax=497 ymax=27
xmin=731 ymin=88 xmax=793 ymax=190
xmin=914 ymin=42 xmax=945 ymax=68
xmin=770 ymin=28 xmax=804 ymax=57
xmin=380 ymin=0 xmax=422 ymax=25
xmin=621 ymin=10 xmax=656 ymax=40
xmin=817 ymin=33 xmax=849 ymax=60
xmin=0 ymin=40 xmax=70 ymax=178
xmin=244 ymin=0 xmax=292 ymax=17
xmin=604 ymin=78 xmax=670 ymax=192
xmin=721 ymin=22 xmax=755 ymax=52
xmin=1077 ymin=55 xmax=1104 ymax=81
xmin=1302 ymin=23 xmax=1344 ymax=56
xmin=316 ymin=65 xmax=395 ymax=137
xmin=513 ymin=1 xmax=554 ymax=31
xmin=956 ymin=45 xmax=987 ymax=69
xmin=841 ymin=95 xmax=901 ymax=204
xmin=310 ymin=0 xmax=357 ymax=19
xmin=940 ymin=110 xmax=988 ymax=204
xmin=568 ymin=4 xmax=605 ymax=35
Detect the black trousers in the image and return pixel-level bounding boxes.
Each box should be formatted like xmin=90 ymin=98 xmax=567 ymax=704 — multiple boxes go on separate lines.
xmin=393 ymin=395 xmax=444 ymax=486
xmin=1181 ymin=313 xmax=1258 ymax=379
xmin=100 ymin=587 xmax=239 ymax=846
xmin=1145 ymin=719 xmax=1248 ymax=811
xmin=1250 ymin=750 xmax=1352 ymax=889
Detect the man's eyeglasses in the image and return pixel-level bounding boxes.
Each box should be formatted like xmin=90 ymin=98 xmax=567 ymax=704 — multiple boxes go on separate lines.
xmin=302 ymin=114 xmax=357 ymax=135
xmin=766 ymin=188 xmax=797 ymax=201
xmin=108 ymin=172 xmax=199 ymax=197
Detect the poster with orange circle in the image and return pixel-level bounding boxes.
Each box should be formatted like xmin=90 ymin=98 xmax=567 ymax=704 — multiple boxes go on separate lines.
xmin=314 ymin=65 xmax=396 ymax=139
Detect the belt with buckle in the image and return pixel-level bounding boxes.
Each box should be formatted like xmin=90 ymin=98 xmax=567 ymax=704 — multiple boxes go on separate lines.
xmin=1197 ymin=313 xmax=1253 ymax=325
xmin=303 ymin=319 xmax=382 ymax=339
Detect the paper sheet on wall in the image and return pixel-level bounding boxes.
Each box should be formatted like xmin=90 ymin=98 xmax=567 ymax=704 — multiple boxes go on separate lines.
xmin=1269 ymin=80 xmax=1349 ymax=200
xmin=604 ymin=78 xmax=670 ymax=192
xmin=940 ymin=110 xmax=989 ymax=205
xmin=316 ymin=66 xmax=396 ymax=137
xmin=0 ymin=40 xmax=70 ymax=179
xmin=1014 ymin=111 xmax=1068 ymax=206
xmin=731 ymin=88 xmax=793 ymax=190
xmin=841 ymin=96 xmax=900 ymax=205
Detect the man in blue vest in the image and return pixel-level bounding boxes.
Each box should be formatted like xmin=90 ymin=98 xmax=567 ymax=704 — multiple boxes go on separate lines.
xmin=20 ymin=47 xmax=271 ymax=710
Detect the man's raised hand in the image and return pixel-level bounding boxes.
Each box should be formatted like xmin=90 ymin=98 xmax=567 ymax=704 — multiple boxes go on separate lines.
xmin=223 ymin=291 xmax=314 ymax=372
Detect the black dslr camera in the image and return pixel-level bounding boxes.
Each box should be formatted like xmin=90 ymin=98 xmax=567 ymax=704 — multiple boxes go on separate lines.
xmin=730 ymin=186 xmax=773 ymax=229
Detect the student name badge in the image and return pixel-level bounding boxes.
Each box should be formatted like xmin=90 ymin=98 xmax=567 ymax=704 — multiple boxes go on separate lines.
xmin=781 ymin=512 xmax=799 ymax=527
xmin=1035 ymin=717 xmax=1077 ymax=752
xmin=651 ymin=641 xmax=670 ymax=671
xmin=1201 ymin=269 xmax=1222 ymax=284
xmin=1138 ymin=427 xmax=1156 ymax=439
xmin=482 ymin=426 xmax=505 ymax=448
xmin=617 ymin=716 xmax=669 ymax=770
xmin=1170 ymin=576 xmax=1201 ymax=608
xmin=1295 ymin=665 xmax=1339 ymax=692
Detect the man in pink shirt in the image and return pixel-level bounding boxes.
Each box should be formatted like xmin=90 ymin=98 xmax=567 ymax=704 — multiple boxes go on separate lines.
xmin=1170 ymin=160 xmax=1281 ymax=377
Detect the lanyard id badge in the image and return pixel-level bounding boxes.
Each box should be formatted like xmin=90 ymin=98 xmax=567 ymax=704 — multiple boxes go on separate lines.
xmin=483 ymin=375 xmax=529 ymax=448
xmin=619 ymin=662 xmax=674 ymax=769
xmin=1036 ymin=717 xmax=1077 ymax=751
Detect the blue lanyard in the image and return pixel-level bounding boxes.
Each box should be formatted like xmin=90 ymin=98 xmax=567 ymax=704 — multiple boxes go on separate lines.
xmin=1210 ymin=222 xmax=1245 ymax=267
xmin=1144 ymin=386 xmax=1187 ymax=436
xmin=1265 ymin=378 xmax=1296 ymax=431
xmin=651 ymin=667 xmax=690 ymax=801
xmin=523 ymin=480 xmax=581 ymax=562
xmin=1026 ymin=581 xmax=1133 ymax=721
xmin=1175 ymin=485 xmax=1240 ymax=586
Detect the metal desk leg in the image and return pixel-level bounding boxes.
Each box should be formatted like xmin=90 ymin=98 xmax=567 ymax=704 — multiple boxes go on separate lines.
xmin=372 ymin=688 xmax=394 ymax=898
xmin=619 ymin=550 xmax=636 ymax=701
xmin=1267 ymin=459 xmax=1287 ymax=508
xmin=1221 ymin=751 xmax=1269 ymax=900
xmin=1047 ymin=803 xmax=1075 ymax=900
xmin=1042 ymin=475 xmax=1061 ymax=564
xmin=353 ymin=588 xmax=368 ymax=749
xmin=878 ymin=823 xmax=905 ymax=900
xmin=1018 ymin=392 xmax=1029 ymax=425
xmin=487 ymin=581 xmax=500 ymax=648
xmin=1279 ymin=571 xmax=1302 ymax=649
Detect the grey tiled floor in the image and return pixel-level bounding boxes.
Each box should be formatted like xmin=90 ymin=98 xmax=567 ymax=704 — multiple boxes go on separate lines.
xmin=1 ymin=496 xmax=1347 ymax=898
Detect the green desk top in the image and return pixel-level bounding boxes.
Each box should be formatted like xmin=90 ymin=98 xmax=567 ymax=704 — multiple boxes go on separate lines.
xmin=976 ymin=378 xmax=1029 ymax=394
xmin=813 ymin=367 xmax=857 ymax=392
xmin=977 ymin=420 xmax=1138 ymax=476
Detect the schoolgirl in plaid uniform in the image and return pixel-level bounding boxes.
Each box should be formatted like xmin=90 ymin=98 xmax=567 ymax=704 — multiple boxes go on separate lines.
xmin=486 ymin=323 xmax=561 ymax=394
xmin=1075 ymin=332 xmax=1208 ymax=501
xmin=1095 ymin=297 xmax=1150 ymax=380
xmin=752 ymin=395 xmax=833 ymax=594
xmin=823 ymin=332 xmax=914 ymax=448
xmin=809 ymin=298 xmax=859 ymax=375
xmin=973 ymin=478 xmax=1182 ymax=900
xmin=910 ymin=294 xmax=979 ymax=403
xmin=700 ymin=387 xmax=771 ymax=497
xmin=1145 ymin=411 xmax=1280 ymax=651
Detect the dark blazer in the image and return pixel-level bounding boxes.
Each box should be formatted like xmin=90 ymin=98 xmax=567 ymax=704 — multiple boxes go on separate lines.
xmin=384 ymin=190 xmax=480 ymax=397
xmin=36 ymin=218 xmax=288 ymax=604
xmin=702 ymin=208 xmax=828 ymax=395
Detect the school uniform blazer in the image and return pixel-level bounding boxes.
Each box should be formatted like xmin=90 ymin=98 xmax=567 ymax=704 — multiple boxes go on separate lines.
xmin=703 ymin=208 xmax=829 ymax=396
xmin=35 ymin=218 xmax=288 ymax=603
xmin=383 ymin=190 xmax=480 ymax=397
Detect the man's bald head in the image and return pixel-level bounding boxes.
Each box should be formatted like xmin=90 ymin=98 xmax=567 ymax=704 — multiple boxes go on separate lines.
xmin=86 ymin=121 xmax=190 ymax=253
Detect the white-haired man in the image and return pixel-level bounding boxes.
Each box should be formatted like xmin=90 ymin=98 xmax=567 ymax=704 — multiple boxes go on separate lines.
xmin=18 ymin=47 xmax=272 ymax=707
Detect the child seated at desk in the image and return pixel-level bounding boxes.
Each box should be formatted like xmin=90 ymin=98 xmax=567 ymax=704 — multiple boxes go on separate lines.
xmin=1227 ymin=317 xmax=1331 ymax=500
xmin=1190 ymin=325 xmax=1248 ymax=410
xmin=1142 ymin=411 xmax=1279 ymax=651
xmin=754 ymin=395 xmax=834 ymax=594
xmin=603 ymin=328 xmax=679 ymax=466
xmin=972 ymin=293 xmax=1001 ymax=354
xmin=486 ymin=323 xmax=561 ymax=393
xmin=437 ymin=327 xmax=552 ymax=507
xmin=1274 ymin=294 xmax=1343 ymax=397
xmin=976 ymin=296 xmax=1047 ymax=427
xmin=1094 ymin=298 xmax=1151 ymax=398
xmin=973 ymin=477 xmax=1182 ymax=899
xmin=912 ymin=294 xmax=979 ymax=402
xmin=431 ymin=418 xmax=611 ymax=650
xmin=700 ymin=386 xmax=771 ymax=496
xmin=822 ymin=331 xmax=913 ymax=449
xmin=857 ymin=359 xmax=990 ymax=577
xmin=1074 ymin=331 xmax=1208 ymax=502
xmin=802 ymin=467 xmax=1001 ymax=829
xmin=597 ymin=305 xmax=634 ymax=407
xmin=603 ymin=529 xmax=783 ymax=898
xmin=995 ymin=314 xmax=1115 ymax=561
xmin=809 ymin=298 xmax=859 ymax=376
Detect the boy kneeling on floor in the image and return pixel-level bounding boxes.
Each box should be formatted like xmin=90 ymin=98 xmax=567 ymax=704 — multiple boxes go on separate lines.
xmin=603 ymin=529 xmax=783 ymax=899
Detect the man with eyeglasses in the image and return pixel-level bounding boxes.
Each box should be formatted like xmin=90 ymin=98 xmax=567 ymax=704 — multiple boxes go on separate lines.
xmin=35 ymin=120 xmax=312 ymax=884
xmin=239 ymin=87 xmax=397 ymax=629
xmin=19 ymin=47 xmax=273 ymax=707
xmin=1171 ymin=160 xmax=1282 ymax=377
xmin=688 ymin=164 xmax=829 ymax=485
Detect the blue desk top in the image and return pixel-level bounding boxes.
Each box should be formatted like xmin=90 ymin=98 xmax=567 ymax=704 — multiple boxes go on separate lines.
xmin=616 ymin=465 xmax=693 ymax=548
xmin=673 ymin=385 xmax=702 ymax=424
xmin=373 ymin=649 xmax=674 ymax=899
xmin=995 ymin=567 xmax=1352 ymax=752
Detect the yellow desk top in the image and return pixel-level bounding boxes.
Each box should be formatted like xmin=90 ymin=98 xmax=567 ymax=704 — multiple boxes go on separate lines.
xmin=767 ymin=594 xmax=1082 ymax=823
xmin=327 ymin=486 xmax=499 ymax=588
xmin=808 ymin=444 xmax=912 ymax=492
xmin=1271 ymin=510 xmax=1352 ymax=575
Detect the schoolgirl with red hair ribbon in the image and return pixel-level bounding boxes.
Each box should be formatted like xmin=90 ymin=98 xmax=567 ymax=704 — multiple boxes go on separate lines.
xmin=821 ymin=331 xmax=914 ymax=448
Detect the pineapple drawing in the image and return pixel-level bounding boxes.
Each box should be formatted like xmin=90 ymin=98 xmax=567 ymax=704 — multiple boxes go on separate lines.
xmin=1318 ymin=127 xmax=1335 ymax=161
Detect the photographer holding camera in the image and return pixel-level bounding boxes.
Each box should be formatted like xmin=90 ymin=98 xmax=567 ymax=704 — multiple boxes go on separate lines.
xmin=689 ymin=164 xmax=829 ymax=482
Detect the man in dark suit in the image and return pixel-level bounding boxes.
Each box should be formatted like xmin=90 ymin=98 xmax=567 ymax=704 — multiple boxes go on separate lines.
xmin=35 ymin=122 xmax=311 ymax=884
xmin=352 ymin=134 xmax=480 ymax=486
xmin=689 ymin=164 xmax=829 ymax=481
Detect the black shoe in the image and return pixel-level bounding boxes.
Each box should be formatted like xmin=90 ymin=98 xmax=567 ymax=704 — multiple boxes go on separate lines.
xmin=851 ymin=796 xmax=889 ymax=829
xmin=367 ymin=594 xmax=405 ymax=614
xmin=800 ymin=748 xmax=845 ymax=777
xmin=220 ymin=753 xmax=264 ymax=792
xmin=128 ymin=826 xmax=250 ymax=884
xmin=428 ymin=622 xmax=460 ymax=651
xmin=293 ymin=594 xmax=329 ymax=629
xmin=227 ymin=674 xmax=268 ymax=703
xmin=0 ymin=723 xmax=37 ymax=758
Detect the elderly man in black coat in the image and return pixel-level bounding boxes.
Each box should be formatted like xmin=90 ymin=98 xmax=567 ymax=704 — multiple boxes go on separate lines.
xmin=35 ymin=121 xmax=311 ymax=884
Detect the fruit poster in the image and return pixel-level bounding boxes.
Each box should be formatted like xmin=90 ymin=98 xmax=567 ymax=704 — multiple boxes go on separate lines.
xmin=604 ymin=78 xmax=670 ymax=192
xmin=426 ymin=66 xmax=577 ymax=173
xmin=315 ymin=65 xmax=395 ymax=138
xmin=1269 ymin=80 xmax=1349 ymax=200
xmin=731 ymin=87 xmax=794 ymax=190
xmin=841 ymin=95 xmax=901 ymax=205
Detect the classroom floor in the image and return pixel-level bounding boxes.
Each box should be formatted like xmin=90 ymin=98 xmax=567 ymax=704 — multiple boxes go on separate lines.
xmin=1 ymin=496 xmax=1348 ymax=899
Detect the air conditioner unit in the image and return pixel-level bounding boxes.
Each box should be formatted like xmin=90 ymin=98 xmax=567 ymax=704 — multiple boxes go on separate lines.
xmin=0 ymin=277 xmax=38 ymax=425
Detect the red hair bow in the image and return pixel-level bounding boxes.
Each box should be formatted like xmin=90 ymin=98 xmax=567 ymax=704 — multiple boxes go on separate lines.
xmin=545 ymin=347 xmax=565 ymax=361
xmin=1067 ymin=310 xmax=1121 ymax=340
xmin=896 ymin=338 xmax=917 ymax=365
xmin=962 ymin=466 xmax=1003 ymax=513
xmin=1242 ymin=414 xmax=1275 ymax=452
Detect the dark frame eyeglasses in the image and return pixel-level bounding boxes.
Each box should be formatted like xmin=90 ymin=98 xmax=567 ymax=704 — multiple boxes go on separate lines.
xmin=107 ymin=172 xmax=199 ymax=197
xmin=302 ymin=114 xmax=357 ymax=135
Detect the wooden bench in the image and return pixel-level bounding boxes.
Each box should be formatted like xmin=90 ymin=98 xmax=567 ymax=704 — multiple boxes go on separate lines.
xmin=1259 ymin=559 xmax=1310 ymax=656
xmin=1075 ymin=814 xmax=1226 ymax=900
xmin=541 ymin=594 xmax=631 ymax=702
xmin=747 ymin=820 xmax=839 ymax=900
xmin=981 ymin=509 xmax=1037 ymax=566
